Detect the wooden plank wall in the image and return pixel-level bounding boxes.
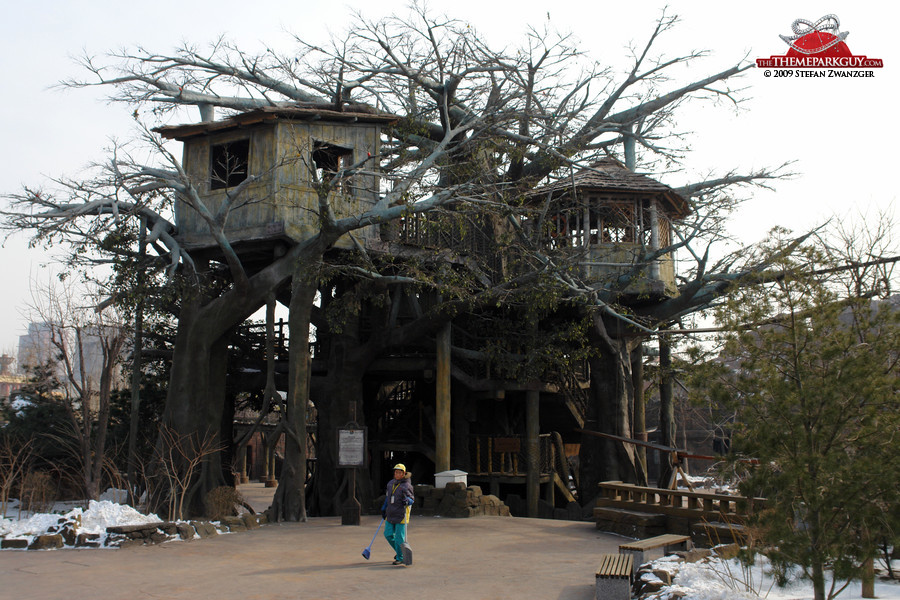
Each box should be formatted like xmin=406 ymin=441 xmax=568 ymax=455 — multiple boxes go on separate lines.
xmin=175 ymin=120 xmax=382 ymax=249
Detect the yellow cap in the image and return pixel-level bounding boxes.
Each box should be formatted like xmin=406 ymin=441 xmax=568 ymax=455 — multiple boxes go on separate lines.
xmin=393 ymin=463 xmax=406 ymax=472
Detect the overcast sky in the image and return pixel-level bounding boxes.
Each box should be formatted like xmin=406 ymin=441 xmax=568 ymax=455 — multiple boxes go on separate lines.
xmin=0 ymin=0 xmax=896 ymax=357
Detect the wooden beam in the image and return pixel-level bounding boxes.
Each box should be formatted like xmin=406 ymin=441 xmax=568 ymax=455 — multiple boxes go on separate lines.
xmin=435 ymin=322 xmax=451 ymax=473
xmin=526 ymin=389 xmax=540 ymax=518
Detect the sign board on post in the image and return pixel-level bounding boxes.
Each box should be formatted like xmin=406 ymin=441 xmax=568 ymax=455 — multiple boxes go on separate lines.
xmin=337 ymin=426 xmax=367 ymax=468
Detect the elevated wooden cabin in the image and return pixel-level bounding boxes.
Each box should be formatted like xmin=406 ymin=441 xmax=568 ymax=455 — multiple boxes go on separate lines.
xmin=156 ymin=105 xmax=396 ymax=259
xmin=530 ymin=158 xmax=691 ymax=296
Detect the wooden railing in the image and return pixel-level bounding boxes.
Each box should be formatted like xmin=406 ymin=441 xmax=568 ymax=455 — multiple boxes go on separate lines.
xmin=469 ymin=434 xmax=553 ymax=477
xmin=597 ymin=481 xmax=764 ymax=524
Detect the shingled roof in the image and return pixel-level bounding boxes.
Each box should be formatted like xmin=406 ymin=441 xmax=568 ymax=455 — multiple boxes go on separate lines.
xmin=155 ymin=103 xmax=398 ymax=140
xmin=531 ymin=158 xmax=691 ymax=219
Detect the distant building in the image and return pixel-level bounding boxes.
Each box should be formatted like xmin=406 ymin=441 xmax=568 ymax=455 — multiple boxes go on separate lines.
xmin=0 ymin=354 xmax=26 ymax=403
xmin=16 ymin=321 xmax=127 ymax=411
xmin=17 ymin=322 xmax=55 ymax=376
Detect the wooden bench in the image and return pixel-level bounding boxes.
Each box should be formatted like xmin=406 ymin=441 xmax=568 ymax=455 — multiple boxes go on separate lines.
xmin=595 ymin=553 xmax=633 ymax=600
xmin=618 ymin=533 xmax=691 ymax=566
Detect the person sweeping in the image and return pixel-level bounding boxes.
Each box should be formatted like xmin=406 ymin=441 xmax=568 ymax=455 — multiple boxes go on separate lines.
xmin=381 ymin=463 xmax=414 ymax=566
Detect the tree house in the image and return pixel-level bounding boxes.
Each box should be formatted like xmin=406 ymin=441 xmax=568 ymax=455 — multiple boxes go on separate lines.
xmin=531 ymin=158 xmax=691 ymax=297
xmin=156 ymin=105 xmax=396 ymax=259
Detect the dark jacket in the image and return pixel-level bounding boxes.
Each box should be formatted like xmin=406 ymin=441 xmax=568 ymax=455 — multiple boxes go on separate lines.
xmin=382 ymin=475 xmax=414 ymax=524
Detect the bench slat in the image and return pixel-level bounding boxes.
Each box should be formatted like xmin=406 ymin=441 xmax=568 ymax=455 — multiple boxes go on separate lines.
xmin=597 ymin=553 xmax=633 ymax=578
xmin=619 ymin=533 xmax=689 ymax=552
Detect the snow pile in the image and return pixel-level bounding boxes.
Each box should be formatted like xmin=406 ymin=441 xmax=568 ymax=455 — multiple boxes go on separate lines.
xmin=643 ymin=553 xmax=900 ymax=600
xmin=1 ymin=499 xmax=162 ymax=547
xmin=79 ymin=500 xmax=162 ymax=534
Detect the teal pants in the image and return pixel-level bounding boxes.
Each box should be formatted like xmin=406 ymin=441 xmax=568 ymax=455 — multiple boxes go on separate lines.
xmin=383 ymin=521 xmax=407 ymax=561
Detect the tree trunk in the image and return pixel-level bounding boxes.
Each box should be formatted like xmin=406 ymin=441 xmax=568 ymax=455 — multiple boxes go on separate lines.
xmin=578 ymin=314 xmax=637 ymax=502
xmin=154 ymin=227 xmax=336 ymax=517
xmin=155 ymin=296 xmax=227 ymax=515
xmin=811 ymin=559 xmax=826 ymax=600
xmin=271 ymin=267 xmax=318 ymax=522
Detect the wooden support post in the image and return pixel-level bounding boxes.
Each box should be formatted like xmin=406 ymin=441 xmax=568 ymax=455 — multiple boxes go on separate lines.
xmin=238 ymin=447 xmax=248 ymax=484
xmin=265 ymin=440 xmax=278 ymax=487
xmin=341 ymin=468 xmax=361 ymax=526
xmin=658 ymin=334 xmax=676 ymax=489
xmin=526 ymin=389 xmax=540 ymax=518
xmin=260 ymin=434 xmax=270 ymax=483
xmin=631 ymin=344 xmax=647 ymax=485
xmin=435 ymin=322 xmax=452 ymax=473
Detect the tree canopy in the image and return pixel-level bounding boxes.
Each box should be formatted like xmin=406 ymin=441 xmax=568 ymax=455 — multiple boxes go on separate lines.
xmin=688 ymin=225 xmax=899 ymax=600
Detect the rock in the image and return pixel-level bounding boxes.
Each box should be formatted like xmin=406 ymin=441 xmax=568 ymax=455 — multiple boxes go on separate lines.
xmin=149 ymin=532 xmax=168 ymax=544
xmin=1 ymin=538 xmax=29 ymax=549
xmin=223 ymin=516 xmax=247 ymax=532
xmin=444 ymin=482 xmax=466 ymax=493
xmin=466 ymin=485 xmax=482 ymax=498
xmin=75 ymin=533 xmax=101 ymax=547
xmin=652 ymin=569 xmax=673 ymax=585
xmin=635 ymin=578 xmax=667 ymax=597
xmin=676 ymin=548 xmax=712 ymax=563
xmin=241 ymin=513 xmax=260 ymax=529
xmin=29 ymin=534 xmax=64 ymax=550
xmin=712 ymin=543 xmax=740 ymax=560
xmin=176 ymin=523 xmax=196 ymax=540
xmin=160 ymin=523 xmax=178 ymax=535
xmin=106 ymin=523 xmax=165 ymax=535
xmin=59 ymin=524 xmax=77 ymax=546
xmin=191 ymin=521 xmax=218 ymax=538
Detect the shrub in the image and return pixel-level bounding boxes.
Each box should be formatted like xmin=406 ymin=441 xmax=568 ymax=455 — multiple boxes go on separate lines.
xmin=204 ymin=486 xmax=243 ymax=521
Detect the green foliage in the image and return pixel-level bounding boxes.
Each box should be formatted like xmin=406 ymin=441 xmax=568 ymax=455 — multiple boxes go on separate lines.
xmin=691 ymin=237 xmax=900 ymax=600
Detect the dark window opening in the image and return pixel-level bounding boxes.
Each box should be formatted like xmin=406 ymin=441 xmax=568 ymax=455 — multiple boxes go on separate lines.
xmin=312 ymin=142 xmax=353 ymax=191
xmin=210 ymin=139 xmax=250 ymax=190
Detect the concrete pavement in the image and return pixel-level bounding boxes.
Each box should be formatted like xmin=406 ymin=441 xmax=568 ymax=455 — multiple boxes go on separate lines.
xmin=0 ymin=484 xmax=626 ymax=600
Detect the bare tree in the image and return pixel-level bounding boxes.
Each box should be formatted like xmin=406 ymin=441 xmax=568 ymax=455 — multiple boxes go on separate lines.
xmin=24 ymin=279 xmax=127 ymax=501
xmin=0 ymin=436 xmax=33 ymax=518
xmin=155 ymin=423 xmax=222 ymax=521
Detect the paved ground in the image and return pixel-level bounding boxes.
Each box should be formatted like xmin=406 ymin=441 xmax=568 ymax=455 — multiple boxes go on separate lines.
xmin=0 ymin=484 xmax=627 ymax=600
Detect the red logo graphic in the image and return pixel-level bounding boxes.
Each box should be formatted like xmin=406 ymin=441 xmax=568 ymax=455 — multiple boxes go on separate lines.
xmin=756 ymin=15 xmax=883 ymax=69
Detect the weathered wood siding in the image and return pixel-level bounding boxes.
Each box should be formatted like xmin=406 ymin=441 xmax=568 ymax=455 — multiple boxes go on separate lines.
xmin=175 ymin=119 xmax=382 ymax=250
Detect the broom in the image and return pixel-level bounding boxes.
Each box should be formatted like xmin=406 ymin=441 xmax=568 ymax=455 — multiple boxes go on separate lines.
xmin=361 ymin=518 xmax=385 ymax=560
